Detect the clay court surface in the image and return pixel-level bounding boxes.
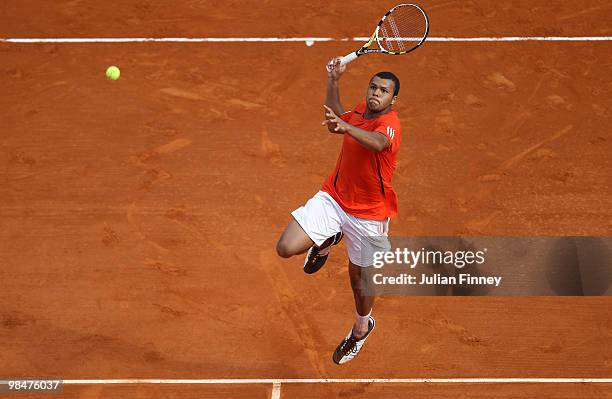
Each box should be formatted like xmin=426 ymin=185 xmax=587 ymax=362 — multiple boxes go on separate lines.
xmin=1 ymin=1 xmax=611 ymax=397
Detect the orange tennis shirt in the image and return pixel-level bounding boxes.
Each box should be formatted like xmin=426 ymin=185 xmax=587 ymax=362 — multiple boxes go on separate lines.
xmin=322 ymin=100 xmax=402 ymax=221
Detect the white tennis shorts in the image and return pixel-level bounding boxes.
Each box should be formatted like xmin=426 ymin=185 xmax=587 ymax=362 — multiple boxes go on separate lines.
xmin=291 ymin=191 xmax=391 ymax=267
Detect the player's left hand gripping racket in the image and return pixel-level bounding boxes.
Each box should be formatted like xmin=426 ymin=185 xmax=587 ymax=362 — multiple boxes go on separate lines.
xmin=327 ymin=3 xmax=429 ymax=71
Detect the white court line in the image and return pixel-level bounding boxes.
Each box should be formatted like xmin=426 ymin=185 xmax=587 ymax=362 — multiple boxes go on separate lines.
xmin=271 ymin=381 xmax=282 ymax=399
xmin=9 ymin=378 xmax=611 ymax=399
xmin=41 ymin=378 xmax=612 ymax=399
xmin=61 ymin=378 xmax=612 ymax=384
xmin=1 ymin=36 xmax=612 ymax=43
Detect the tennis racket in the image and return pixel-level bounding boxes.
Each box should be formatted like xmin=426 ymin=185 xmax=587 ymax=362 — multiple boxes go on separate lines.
xmin=327 ymin=3 xmax=429 ymax=71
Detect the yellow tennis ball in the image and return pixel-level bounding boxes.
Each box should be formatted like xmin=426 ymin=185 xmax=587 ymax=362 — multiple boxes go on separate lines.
xmin=106 ymin=66 xmax=120 ymax=80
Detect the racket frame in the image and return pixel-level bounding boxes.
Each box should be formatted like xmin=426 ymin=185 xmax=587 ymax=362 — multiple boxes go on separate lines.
xmin=337 ymin=3 xmax=429 ymax=68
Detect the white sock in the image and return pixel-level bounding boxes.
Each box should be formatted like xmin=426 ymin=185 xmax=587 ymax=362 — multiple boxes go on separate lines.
xmin=355 ymin=309 xmax=372 ymax=334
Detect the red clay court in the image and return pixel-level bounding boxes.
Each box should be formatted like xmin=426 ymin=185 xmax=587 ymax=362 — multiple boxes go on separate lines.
xmin=1 ymin=1 xmax=611 ymax=398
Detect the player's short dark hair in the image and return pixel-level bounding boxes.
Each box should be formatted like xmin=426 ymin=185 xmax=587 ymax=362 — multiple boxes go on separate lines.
xmin=373 ymin=71 xmax=400 ymax=96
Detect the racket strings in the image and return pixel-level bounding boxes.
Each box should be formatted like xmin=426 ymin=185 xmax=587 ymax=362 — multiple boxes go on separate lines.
xmin=378 ymin=6 xmax=427 ymax=53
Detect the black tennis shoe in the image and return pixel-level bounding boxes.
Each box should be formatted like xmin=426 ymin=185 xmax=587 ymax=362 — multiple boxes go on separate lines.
xmin=303 ymin=232 xmax=343 ymax=274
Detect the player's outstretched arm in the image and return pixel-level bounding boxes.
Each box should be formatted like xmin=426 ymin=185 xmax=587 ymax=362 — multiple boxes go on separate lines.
xmin=325 ymin=57 xmax=345 ymax=117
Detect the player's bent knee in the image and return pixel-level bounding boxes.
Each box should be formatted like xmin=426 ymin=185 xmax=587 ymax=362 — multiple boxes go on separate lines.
xmin=276 ymin=240 xmax=294 ymax=258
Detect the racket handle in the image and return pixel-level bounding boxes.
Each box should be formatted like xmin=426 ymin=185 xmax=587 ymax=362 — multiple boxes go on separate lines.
xmin=339 ymin=52 xmax=359 ymax=67
xmin=326 ymin=52 xmax=360 ymax=71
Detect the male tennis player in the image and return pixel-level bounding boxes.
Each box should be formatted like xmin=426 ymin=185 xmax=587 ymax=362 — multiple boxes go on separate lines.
xmin=276 ymin=57 xmax=401 ymax=364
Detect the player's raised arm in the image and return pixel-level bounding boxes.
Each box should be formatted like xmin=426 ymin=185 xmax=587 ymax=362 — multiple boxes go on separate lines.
xmin=325 ymin=57 xmax=345 ymax=116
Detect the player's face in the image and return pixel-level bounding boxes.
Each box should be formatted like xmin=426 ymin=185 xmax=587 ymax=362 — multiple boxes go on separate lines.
xmin=366 ymin=77 xmax=396 ymax=112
